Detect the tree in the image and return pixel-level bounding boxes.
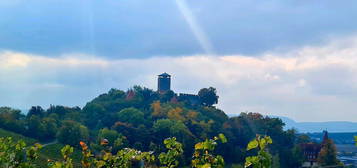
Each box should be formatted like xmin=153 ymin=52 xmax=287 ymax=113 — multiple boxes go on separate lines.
xmin=160 ymin=90 xmax=175 ymax=103
xmin=198 ymin=87 xmax=219 ymax=106
xmin=26 ymin=115 xmax=46 ymax=140
xmin=117 ymin=108 xmax=145 ymax=126
xmin=27 ymin=106 xmax=45 ymax=118
xmin=0 ymin=107 xmax=26 ymax=133
xmin=133 ymin=85 xmax=159 ymax=104
xmin=82 ymin=103 xmax=106 ymax=128
xmin=167 ymin=107 xmax=185 ymax=121
xmin=42 ymin=117 xmax=59 ymax=140
xmin=153 ymin=119 xmax=193 ymax=143
xmin=317 ymin=139 xmax=342 ymax=167
xmin=57 ymin=120 xmax=89 ymax=147
xmin=152 ymin=101 xmax=165 ymax=118
xmin=288 ymin=145 xmax=304 ymax=168
xmin=97 ymin=128 xmax=127 ymax=151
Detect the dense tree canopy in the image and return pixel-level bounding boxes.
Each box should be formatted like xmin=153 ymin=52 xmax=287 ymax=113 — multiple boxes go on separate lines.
xmin=0 ymin=86 xmax=314 ymax=167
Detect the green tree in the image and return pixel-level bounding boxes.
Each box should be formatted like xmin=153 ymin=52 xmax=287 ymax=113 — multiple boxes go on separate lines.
xmin=153 ymin=119 xmax=193 ymax=143
xmin=82 ymin=103 xmax=106 ymax=129
xmin=97 ymin=128 xmax=127 ymax=152
xmin=57 ymin=120 xmax=89 ymax=147
xmin=160 ymin=90 xmax=175 ymax=103
xmin=98 ymin=128 xmax=121 ymax=146
xmin=0 ymin=107 xmax=26 ymax=134
xmin=288 ymin=145 xmax=304 ymax=168
xmin=26 ymin=115 xmax=47 ymax=140
xmin=27 ymin=106 xmax=45 ymax=118
xmin=198 ymin=87 xmax=219 ymax=106
xmin=42 ymin=117 xmax=59 ymax=140
xmin=117 ymin=108 xmax=145 ymax=126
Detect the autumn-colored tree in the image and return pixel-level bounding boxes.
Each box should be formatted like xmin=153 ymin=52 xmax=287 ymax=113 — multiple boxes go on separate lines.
xmin=186 ymin=110 xmax=198 ymax=121
xmin=152 ymin=101 xmax=165 ymax=118
xmin=167 ymin=107 xmax=185 ymax=121
xmin=317 ymin=139 xmax=343 ymax=167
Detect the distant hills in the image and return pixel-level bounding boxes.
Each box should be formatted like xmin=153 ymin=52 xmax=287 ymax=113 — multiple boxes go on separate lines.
xmin=276 ymin=116 xmax=357 ymax=133
xmin=227 ymin=114 xmax=357 ymax=133
xmin=261 ymin=116 xmax=357 ymax=133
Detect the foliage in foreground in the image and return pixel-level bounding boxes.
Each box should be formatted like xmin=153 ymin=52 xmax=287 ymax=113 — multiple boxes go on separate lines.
xmin=244 ymin=135 xmax=272 ymax=168
xmin=0 ymin=137 xmax=42 ymax=168
xmin=0 ymin=134 xmax=275 ymax=168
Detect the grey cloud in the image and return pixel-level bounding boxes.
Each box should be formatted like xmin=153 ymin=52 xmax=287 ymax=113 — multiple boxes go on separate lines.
xmin=0 ymin=0 xmax=357 ymax=58
xmin=1 ymin=35 xmax=357 ymax=122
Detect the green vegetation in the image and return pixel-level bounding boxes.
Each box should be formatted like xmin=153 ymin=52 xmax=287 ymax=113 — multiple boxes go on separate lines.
xmin=0 ymin=86 xmax=342 ymax=167
xmin=0 ymin=128 xmax=37 ymax=145
xmin=38 ymin=144 xmax=82 ymax=167
xmin=244 ymin=135 xmax=272 ymax=168
xmin=191 ymin=134 xmax=227 ymax=168
xmin=0 ymin=134 xmax=273 ymax=168
xmin=0 ymin=137 xmax=42 ymax=168
xmin=158 ymin=137 xmax=183 ymax=168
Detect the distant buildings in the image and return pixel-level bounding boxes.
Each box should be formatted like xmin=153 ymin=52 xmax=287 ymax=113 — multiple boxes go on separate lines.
xmin=301 ymin=130 xmax=329 ymax=168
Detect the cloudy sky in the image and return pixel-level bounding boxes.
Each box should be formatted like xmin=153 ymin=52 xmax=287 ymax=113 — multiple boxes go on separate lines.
xmin=1 ymin=0 xmax=357 ymax=122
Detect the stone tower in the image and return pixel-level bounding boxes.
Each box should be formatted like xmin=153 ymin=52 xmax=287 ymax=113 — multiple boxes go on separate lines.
xmin=158 ymin=72 xmax=171 ymax=93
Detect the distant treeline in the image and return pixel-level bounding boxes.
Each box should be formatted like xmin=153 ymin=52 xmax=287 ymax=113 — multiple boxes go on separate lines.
xmin=307 ymin=132 xmax=357 ymax=144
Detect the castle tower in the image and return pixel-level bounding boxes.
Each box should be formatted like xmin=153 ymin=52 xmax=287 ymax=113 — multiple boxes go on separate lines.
xmin=158 ymin=72 xmax=171 ymax=93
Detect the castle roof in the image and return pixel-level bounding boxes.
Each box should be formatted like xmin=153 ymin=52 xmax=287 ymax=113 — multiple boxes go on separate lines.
xmin=158 ymin=72 xmax=171 ymax=77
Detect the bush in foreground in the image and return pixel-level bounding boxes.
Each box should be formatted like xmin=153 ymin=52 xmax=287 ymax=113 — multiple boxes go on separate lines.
xmin=0 ymin=134 xmax=273 ymax=168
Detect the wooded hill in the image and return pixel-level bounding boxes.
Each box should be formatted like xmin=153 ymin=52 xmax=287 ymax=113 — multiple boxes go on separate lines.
xmin=0 ymin=86 xmax=309 ymax=167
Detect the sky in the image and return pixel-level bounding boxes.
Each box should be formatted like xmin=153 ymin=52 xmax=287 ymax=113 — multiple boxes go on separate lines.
xmin=0 ymin=0 xmax=357 ymax=122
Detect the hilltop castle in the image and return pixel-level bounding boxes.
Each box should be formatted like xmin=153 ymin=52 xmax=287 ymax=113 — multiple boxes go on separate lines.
xmin=157 ymin=72 xmax=201 ymax=105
